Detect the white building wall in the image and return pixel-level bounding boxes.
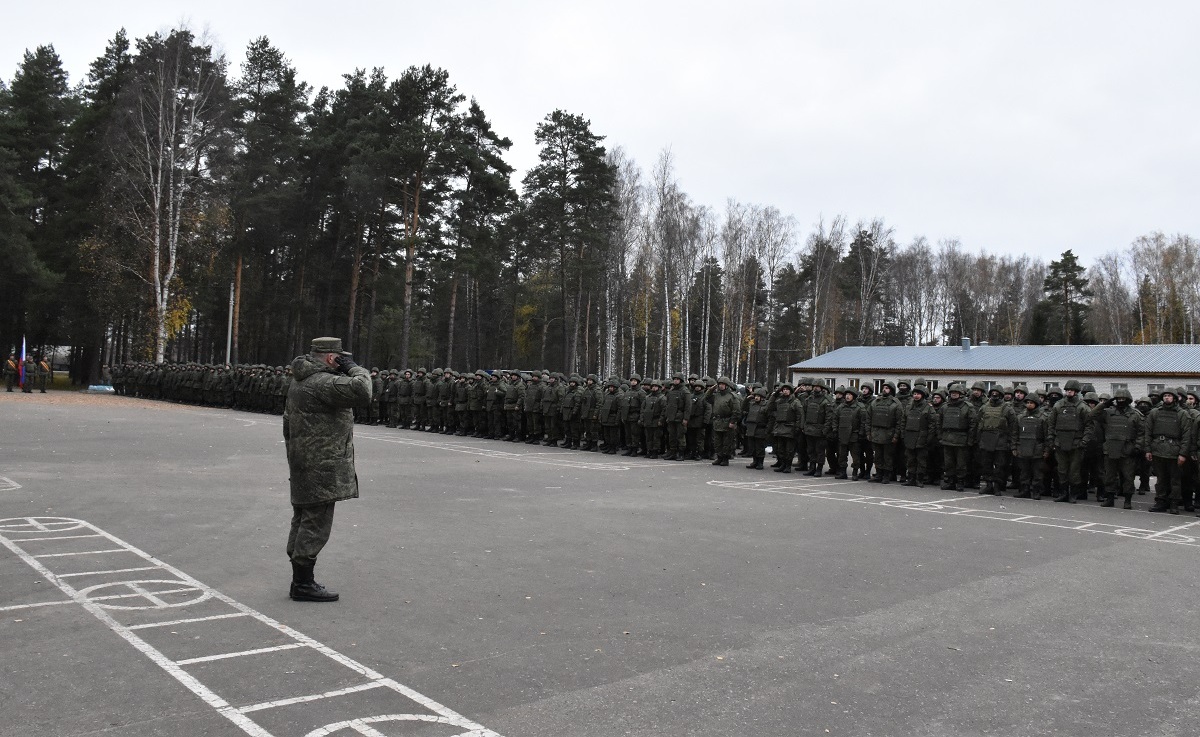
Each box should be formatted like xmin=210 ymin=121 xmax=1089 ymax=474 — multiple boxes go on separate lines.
xmin=789 ymin=370 xmax=1200 ymax=398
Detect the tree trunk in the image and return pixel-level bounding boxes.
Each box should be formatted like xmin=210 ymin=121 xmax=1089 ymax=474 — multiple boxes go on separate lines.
xmin=446 ymin=271 xmax=459 ymax=368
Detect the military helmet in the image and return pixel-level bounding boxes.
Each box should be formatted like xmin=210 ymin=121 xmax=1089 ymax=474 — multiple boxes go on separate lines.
xmin=810 ymin=378 xmax=826 ymax=390
xmin=628 ymin=373 xmax=642 ymax=383
xmin=881 ymin=380 xmax=896 ymax=393
xmin=948 ymin=382 xmax=966 ymax=395
xmin=799 ymin=376 xmax=814 ymax=387
xmin=896 ymin=379 xmax=911 ymax=389
xmin=753 ymin=387 xmax=767 ymax=397
xmin=1025 ymin=394 xmax=1041 ymax=406
xmin=1098 ymin=392 xmax=1111 ymax=401
xmin=1063 ymin=379 xmax=1082 ymax=392
xmin=703 ymin=376 xmax=715 ymax=387
xmin=971 ymin=381 xmax=986 ymax=392
xmin=1047 ymin=385 xmax=1064 ymax=396
xmin=1173 ymin=386 xmax=1187 ymax=398
xmin=569 ymin=373 xmax=582 ymax=384
xmin=586 ymin=373 xmax=598 ymax=382
xmin=844 ymin=385 xmax=859 ymax=397
xmin=1136 ymin=395 xmax=1151 ymax=406
xmin=717 ymin=375 xmax=732 ymax=386
xmin=988 ymin=386 xmax=1004 ymax=397
xmin=417 ymin=367 xmax=427 ymax=374
xmin=1083 ymin=391 xmax=1099 ymax=403
xmin=1080 ymin=383 xmax=1096 ymax=394
xmin=672 ymin=372 xmax=685 ymax=382
xmin=911 ymin=384 xmax=928 ymax=398
xmin=1114 ymin=388 xmax=1133 ymax=401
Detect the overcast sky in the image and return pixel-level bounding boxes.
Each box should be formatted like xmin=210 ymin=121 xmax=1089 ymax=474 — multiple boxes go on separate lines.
xmin=4 ymin=1 xmax=1197 ymax=263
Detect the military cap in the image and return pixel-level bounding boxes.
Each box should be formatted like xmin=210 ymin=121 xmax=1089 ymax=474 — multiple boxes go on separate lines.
xmin=310 ymin=337 xmax=343 ymax=353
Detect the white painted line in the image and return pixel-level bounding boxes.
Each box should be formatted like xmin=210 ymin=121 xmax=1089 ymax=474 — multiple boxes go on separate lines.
xmin=175 ymin=642 xmax=308 ymax=666
xmin=0 ymin=516 xmax=503 ymax=737
xmin=0 ymin=476 xmax=21 ymax=491
xmin=17 ymin=534 xmax=103 ymax=542
xmin=238 ymin=679 xmax=387 ymax=713
xmin=32 ymin=548 xmax=127 ymax=558
xmin=1146 ymin=518 xmax=1200 ymax=540
xmin=128 ymin=612 xmax=251 ymax=630
xmin=0 ymin=599 xmax=75 ymax=612
xmin=705 ymin=481 xmax=1200 ymax=549
xmin=359 ymin=433 xmax=635 ymax=471
xmin=303 ymin=713 xmax=499 ymax=737
xmin=59 ymin=565 xmax=161 ymax=578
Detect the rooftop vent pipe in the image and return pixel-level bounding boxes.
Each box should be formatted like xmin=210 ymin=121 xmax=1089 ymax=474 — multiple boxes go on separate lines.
xmin=961 ymin=337 xmax=971 ymax=351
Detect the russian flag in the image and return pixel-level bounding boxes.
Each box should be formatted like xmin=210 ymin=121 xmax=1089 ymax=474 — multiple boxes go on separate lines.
xmin=19 ymin=336 xmax=25 ymax=388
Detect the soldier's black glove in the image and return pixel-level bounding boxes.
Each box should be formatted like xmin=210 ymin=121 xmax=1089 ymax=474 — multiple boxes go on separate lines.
xmin=333 ymin=354 xmax=359 ymax=374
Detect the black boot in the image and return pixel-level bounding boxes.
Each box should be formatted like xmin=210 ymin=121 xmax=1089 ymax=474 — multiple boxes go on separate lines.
xmin=1123 ymin=495 xmax=1133 ymax=510
xmin=1014 ymin=485 xmax=1032 ymax=499
xmin=1101 ymin=492 xmax=1115 ymax=508
xmin=290 ymin=562 xmax=339 ymax=602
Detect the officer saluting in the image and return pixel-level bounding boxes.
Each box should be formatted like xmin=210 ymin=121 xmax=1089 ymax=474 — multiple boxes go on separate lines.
xmin=283 ymin=337 xmax=372 ymax=602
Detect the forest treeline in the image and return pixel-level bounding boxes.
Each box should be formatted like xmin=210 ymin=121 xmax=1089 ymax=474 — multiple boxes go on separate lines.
xmin=2 ymin=28 xmax=1197 ymax=385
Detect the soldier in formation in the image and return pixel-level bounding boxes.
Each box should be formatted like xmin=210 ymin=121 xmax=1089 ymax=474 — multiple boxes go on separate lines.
xmin=100 ymin=359 xmax=1200 ymax=516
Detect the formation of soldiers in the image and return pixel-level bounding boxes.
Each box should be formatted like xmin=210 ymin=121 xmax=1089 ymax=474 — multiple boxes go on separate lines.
xmin=107 ymin=362 xmax=1200 ymax=517
xmin=4 ymin=353 xmax=52 ymax=393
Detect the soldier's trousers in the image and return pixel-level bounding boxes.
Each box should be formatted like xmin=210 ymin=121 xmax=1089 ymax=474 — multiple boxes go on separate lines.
xmin=588 ymin=419 xmax=601 ymax=444
xmin=287 ymin=502 xmax=335 ymax=566
xmin=526 ymin=412 xmax=543 ymax=440
xmin=505 ymin=411 xmax=522 ymax=438
xmin=644 ymin=425 xmax=663 ymax=456
xmin=872 ymin=442 xmax=894 ymax=477
xmin=1180 ymin=459 xmax=1196 ymax=509
xmin=490 ymin=409 xmax=505 ymax=436
xmin=860 ymin=440 xmax=874 ymax=477
xmin=979 ymin=448 xmax=1009 ymax=486
xmin=667 ymin=422 xmax=686 ymax=455
xmin=795 ymin=432 xmax=809 ymax=470
xmin=5 ymin=374 xmax=15 ymax=391
xmin=943 ymin=445 xmax=970 ymax=484
xmin=473 ymin=410 xmax=487 ymax=433
xmin=687 ymin=426 xmax=707 ymax=458
xmin=804 ymin=434 xmax=826 ymax=472
xmin=1054 ymin=448 xmax=1084 ymax=487
xmin=625 ymin=421 xmax=642 ymax=452
xmin=1016 ymin=455 xmax=1043 ymax=491
xmin=774 ymin=436 xmax=794 ymax=467
xmin=745 ymin=436 xmax=766 ymax=462
xmin=836 ymin=441 xmax=862 ymax=475
xmin=905 ymin=447 xmax=929 ymax=483
xmin=1103 ymin=455 xmax=1137 ymax=499
xmin=567 ymin=418 xmax=583 ymax=444
xmin=1152 ymin=456 xmax=1182 ymax=507
xmin=603 ymin=424 xmax=620 ymax=449
xmin=541 ymin=413 xmax=558 ymax=442
xmin=713 ymin=428 xmax=735 ymax=460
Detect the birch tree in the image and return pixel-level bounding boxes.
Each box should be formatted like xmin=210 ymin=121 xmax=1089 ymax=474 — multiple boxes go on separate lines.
xmin=107 ymin=29 xmax=230 ymax=362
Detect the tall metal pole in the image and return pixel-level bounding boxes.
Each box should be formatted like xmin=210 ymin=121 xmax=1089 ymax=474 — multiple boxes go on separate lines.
xmin=224 ymin=280 xmax=234 ymax=366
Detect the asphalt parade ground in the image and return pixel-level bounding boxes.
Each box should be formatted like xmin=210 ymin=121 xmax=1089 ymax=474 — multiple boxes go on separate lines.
xmin=2 ymin=392 xmax=1198 ymax=737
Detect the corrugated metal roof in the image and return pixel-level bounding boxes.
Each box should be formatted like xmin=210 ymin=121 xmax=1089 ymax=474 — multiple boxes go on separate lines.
xmin=789 ymin=344 xmax=1200 ymax=375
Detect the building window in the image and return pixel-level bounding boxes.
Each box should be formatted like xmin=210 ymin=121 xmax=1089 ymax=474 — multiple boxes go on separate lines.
xmin=875 ymin=378 xmax=886 ymax=394
xmin=928 ymin=379 xmax=939 ymax=391
xmin=826 ymin=378 xmax=836 ymax=390
xmin=1187 ymin=384 xmax=1200 ymax=393
xmin=1110 ymin=383 xmax=1128 ymax=393
xmin=1147 ymin=383 xmax=1165 ymax=395
xmin=848 ymin=378 xmax=859 ymax=389
xmin=1045 ymin=381 xmax=1060 ymax=392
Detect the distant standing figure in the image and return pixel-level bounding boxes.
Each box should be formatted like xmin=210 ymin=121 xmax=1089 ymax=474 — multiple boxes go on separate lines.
xmin=3 ymin=354 xmax=17 ymax=392
xmin=283 ymin=337 xmax=372 ymax=602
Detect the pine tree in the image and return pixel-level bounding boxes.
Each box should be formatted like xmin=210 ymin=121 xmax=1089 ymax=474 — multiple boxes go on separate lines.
xmin=1042 ymin=249 xmax=1092 ymax=344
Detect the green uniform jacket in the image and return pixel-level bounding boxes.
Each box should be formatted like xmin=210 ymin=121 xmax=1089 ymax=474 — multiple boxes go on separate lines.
xmin=283 ymin=356 xmax=372 ymax=507
xmin=867 ymin=395 xmax=903 ymax=444
xmin=711 ymin=387 xmax=742 ymax=429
